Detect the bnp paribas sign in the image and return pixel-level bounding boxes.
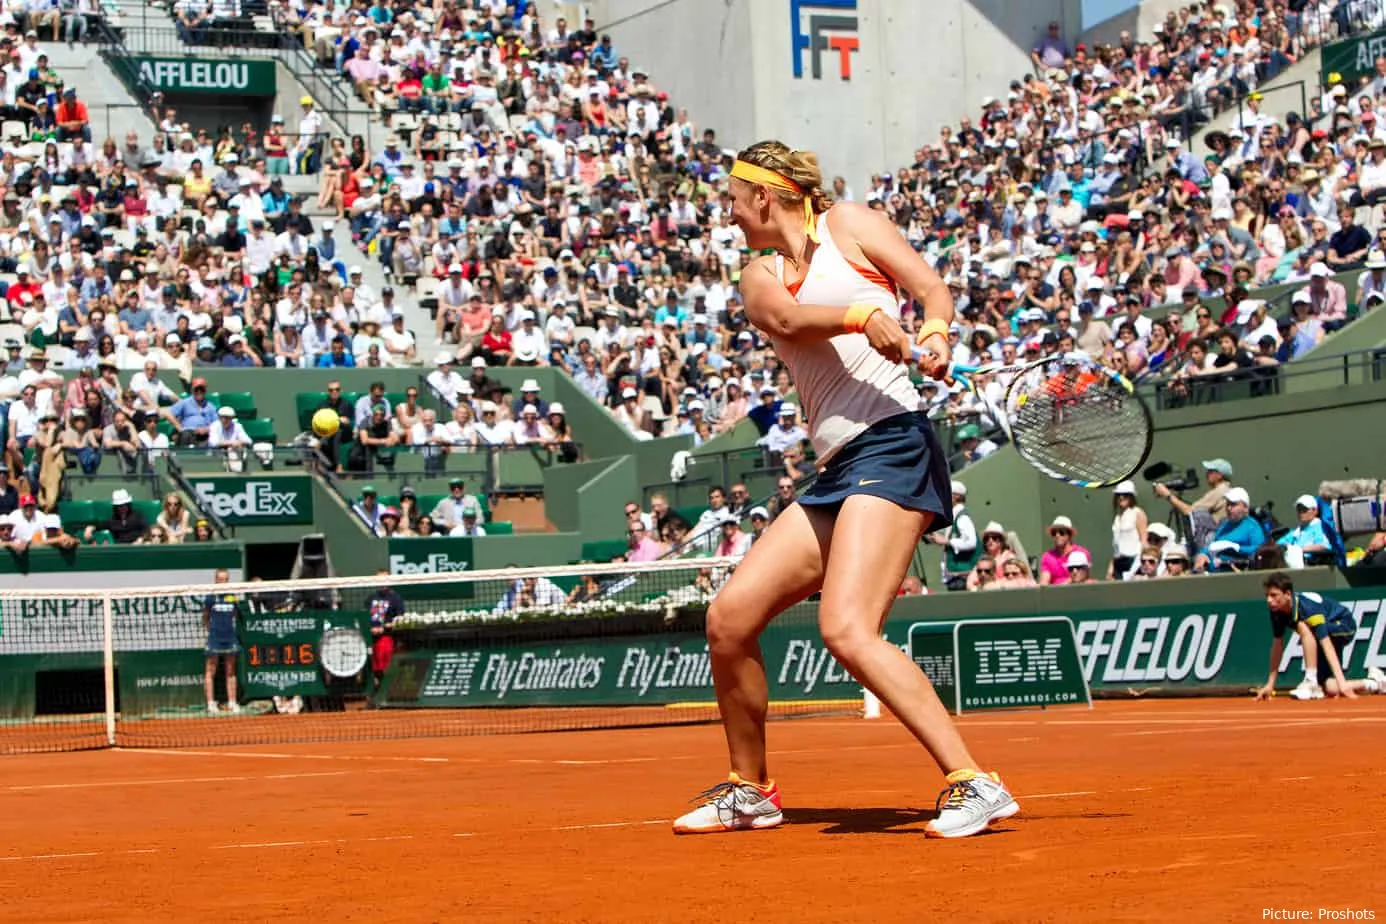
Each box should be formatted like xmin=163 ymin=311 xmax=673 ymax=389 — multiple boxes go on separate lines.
xmin=133 ymin=56 xmax=277 ymax=96
xmin=189 ymin=476 xmax=313 ymax=525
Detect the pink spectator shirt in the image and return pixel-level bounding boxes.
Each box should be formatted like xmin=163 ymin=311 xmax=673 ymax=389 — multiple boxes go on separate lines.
xmin=1038 ymin=544 xmax=1092 ymax=585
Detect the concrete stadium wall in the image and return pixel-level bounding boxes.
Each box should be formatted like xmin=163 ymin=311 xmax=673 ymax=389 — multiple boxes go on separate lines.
xmin=586 ymin=0 xmax=1079 ymax=187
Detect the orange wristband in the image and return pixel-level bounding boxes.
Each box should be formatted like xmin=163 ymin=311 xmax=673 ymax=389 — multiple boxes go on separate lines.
xmin=844 ymin=303 xmax=881 ymax=333
xmin=916 ymin=318 xmax=950 ymax=344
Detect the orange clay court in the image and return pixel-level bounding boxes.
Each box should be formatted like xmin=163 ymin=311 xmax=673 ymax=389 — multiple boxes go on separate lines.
xmin=2 ymin=699 xmax=1384 ymax=924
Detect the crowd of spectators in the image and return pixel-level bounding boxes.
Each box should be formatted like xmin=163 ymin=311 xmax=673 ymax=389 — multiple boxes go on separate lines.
xmin=6 ymin=0 xmax=1386 ymax=554
xmin=934 ymin=456 xmax=1352 ymax=592
xmin=245 ymin=0 xmax=1386 ymax=470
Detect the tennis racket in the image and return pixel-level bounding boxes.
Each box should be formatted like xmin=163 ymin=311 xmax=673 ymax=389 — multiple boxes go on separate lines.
xmin=915 ymin=347 xmax=1154 ymax=488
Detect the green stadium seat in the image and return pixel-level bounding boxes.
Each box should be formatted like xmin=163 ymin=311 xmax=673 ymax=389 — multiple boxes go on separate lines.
xmin=384 ymin=392 xmax=410 ymax=412
xmin=342 ymin=393 xmax=362 ymax=414
xmin=90 ymin=529 xmax=114 ymax=545
xmin=211 ymin=392 xmax=257 ymax=419
xmin=58 ymin=499 xmax=94 ymax=529
xmin=132 ymin=500 xmax=162 ymax=526
xmin=580 ymin=538 xmax=628 ymax=562
xmin=485 ymin=520 xmax=514 ymax=535
xmin=297 ymin=393 xmax=326 ymax=431
xmin=89 ymin=500 xmax=113 ymax=525
xmin=242 ymin=418 xmax=277 ymax=443
xmin=157 ymin=419 xmax=176 ymax=438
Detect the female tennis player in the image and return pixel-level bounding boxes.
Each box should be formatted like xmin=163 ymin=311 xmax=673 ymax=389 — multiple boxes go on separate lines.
xmin=672 ymin=142 xmax=1018 ymax=839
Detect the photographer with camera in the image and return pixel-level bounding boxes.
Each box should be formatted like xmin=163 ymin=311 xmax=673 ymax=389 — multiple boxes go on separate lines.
xmin=1152 ymin=458 xmax=1234 ymax=551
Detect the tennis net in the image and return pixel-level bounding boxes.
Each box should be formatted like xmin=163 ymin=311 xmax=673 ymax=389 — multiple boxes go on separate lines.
xmin=0 ymin=557 xmax=869 ymax=754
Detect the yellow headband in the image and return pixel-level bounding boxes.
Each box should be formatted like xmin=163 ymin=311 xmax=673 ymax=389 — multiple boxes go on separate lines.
xmin=730 ymin=160 xmax=819 ymax=243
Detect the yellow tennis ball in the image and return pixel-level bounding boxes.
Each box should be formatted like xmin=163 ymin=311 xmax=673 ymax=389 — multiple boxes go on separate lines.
xmin=1015 ymin=393 xmax=1028 ymax=408
xmin=311 ymin=407 xmax=341 ymax=438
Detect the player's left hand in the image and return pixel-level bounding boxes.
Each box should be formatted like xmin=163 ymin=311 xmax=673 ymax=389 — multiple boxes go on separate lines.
xmin=862 ymin=310 xmax=911 ymax=365
xmin=916 ymin=331 xmax=951 ymax=381
xmin=1339 ymin=685 xmax=1359 ymax=699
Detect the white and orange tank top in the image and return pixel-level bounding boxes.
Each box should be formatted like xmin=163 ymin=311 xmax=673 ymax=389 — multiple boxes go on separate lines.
xmin=773 ymin=206 xmax=922 ymax=464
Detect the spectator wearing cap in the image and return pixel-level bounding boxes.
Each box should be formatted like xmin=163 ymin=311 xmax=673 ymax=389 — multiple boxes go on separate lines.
xmin=164 ymin=377 xmax=219 ymax=446
xmin=1155 ymin=457 xmax=1234 ymax=543
xmin=61 ymin=407 xmax=102 ymax=475
xmin=612 ymin=386 xmax=654 ymax=440
xmin=511 ymin=379 xmax=549 ymax=419
xmin=1108 ymin=481 xmax=1149 ymax=580
xmin=715 ymin=510 xmax=751 ymax=559
xmin=511 ymin=404 xmax=554 ymax=446
xmin=7 ymin=493 xmax=44 ymax=545
xmin=757 ymin=402 xmax=806 ymax=460
xmin=1306 ymin=261 xmax=1348 ymax=331
xmin=1038 ymin=516 xmax=1090 ymax=586
xmin=1195 ymin=486 xmax=1267 ymax=573
xmin=1277 ymin=494 xmax=1332 ymax=562
xmin=953 ymin=423 xmax=997 ymax=465
xmin=208 ymin=405 xmax=252 ymax=472
xmin=471 ymin=401 xmax=514 ymax=447
xmin=0 ymin=518 xmax=23 ymax=552
xmin=352 ymin=485 xmax=384 ymax=536
xmin=86 ymin=489 xmax=147 ymax=544
xmin=426 ymin=353 xmax=466 ymax=408
xmin=54 ymin=86 xmax=90 ymax=143
xmin=449 ymin=499 xmax=488 ymax=538
xmin=928 ymin=481 xmax=979 ymax=591
xmin=1064 ymin=549 xmax=1095 ymax=585
xmin=35 ymin=511 xmax=80 ymax=551
xmin=350 ymin=401 xmax=400 ymax=474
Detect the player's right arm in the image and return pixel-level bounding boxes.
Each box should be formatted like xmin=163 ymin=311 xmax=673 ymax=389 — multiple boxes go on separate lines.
xmin=1255 ymin=634 xmax=1284 ymax=700
xmin=739 ymin=257 xmax=910 ymax=363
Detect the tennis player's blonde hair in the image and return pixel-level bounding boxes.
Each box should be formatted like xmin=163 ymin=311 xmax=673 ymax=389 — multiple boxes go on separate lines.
xmin=736 ymin=141 xmax=834 ymax=215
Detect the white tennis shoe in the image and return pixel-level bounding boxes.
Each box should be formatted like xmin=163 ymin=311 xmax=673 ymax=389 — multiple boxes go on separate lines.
xmin=672 ymin=773 xmax=783 ymax=834
xmin=1290 ymin=679 xmax=1325 ymax=700
xmin=1366 ymin=666 xmax=1386 ymax=693
xmin=925 ymin=769 xmax=1020 ymax=839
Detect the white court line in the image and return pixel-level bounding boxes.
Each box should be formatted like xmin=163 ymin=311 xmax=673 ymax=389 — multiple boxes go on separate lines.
xmin=1114 ymin=720 xmax=1351 ymax=737
xmin=550 ymin=820 xmax=668 ymax=831
xmin=6 ymin=770 xmax=354 ymax=792
xmin=214 ymin=840 xmax=332 ymax=850
xmin=1018 ymin=790 xmax=1097 ymax=800
xmin=0 ymin=851 xmax=101 ymax=862
xmin=116 ymin=748 xmax=454 ymax=764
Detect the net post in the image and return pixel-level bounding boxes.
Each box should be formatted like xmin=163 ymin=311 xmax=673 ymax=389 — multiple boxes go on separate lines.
xmin=862 ymin=688 xmax=881 ymax=720
xmin=102 ymin=593 xmax=116 ymax=747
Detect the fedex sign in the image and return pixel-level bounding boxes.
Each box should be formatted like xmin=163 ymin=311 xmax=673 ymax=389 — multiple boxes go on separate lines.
xmin=790 ymin=0 xmax=860 ymax=81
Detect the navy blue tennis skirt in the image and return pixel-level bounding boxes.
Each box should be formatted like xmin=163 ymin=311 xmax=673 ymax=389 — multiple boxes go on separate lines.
xmin=798 ymin=412 xmax=953 ymax=527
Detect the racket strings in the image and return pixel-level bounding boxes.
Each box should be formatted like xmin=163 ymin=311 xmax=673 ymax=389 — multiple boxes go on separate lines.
xmin=1009 ymin=380 xmax=1149 ymax=485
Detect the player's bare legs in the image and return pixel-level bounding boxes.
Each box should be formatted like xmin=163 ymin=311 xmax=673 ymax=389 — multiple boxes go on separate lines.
xmin=671 ymin=504 xmax=827 ymax=834
xmin=706 ymin=503 xmax=830 ymax=782
xmin=816 ymin=495 xmax=977 ymax=771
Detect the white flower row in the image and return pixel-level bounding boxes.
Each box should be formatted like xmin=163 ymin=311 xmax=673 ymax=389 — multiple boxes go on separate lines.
xmin=393 ymin=590 xmax=716 ymax=629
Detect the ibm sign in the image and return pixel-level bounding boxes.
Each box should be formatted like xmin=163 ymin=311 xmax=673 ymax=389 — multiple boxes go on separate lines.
xmin=789 ymin=0 xmax=860 ymax=81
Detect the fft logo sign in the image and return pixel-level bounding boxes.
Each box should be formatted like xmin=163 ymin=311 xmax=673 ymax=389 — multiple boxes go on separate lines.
xmin=790 ymin=0 xmax=860 ymax=81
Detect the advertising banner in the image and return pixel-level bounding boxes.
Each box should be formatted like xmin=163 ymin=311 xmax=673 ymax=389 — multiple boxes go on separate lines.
xmin=188 ymin=476 xmax=314 ymax=525
xmin=381 ymin=588 xmax=1386 ymax=708
xmin=133 ymin=56 xmax=277 ymax=95
xmin=1320 ymin=29 xmax=1386 ymax=85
